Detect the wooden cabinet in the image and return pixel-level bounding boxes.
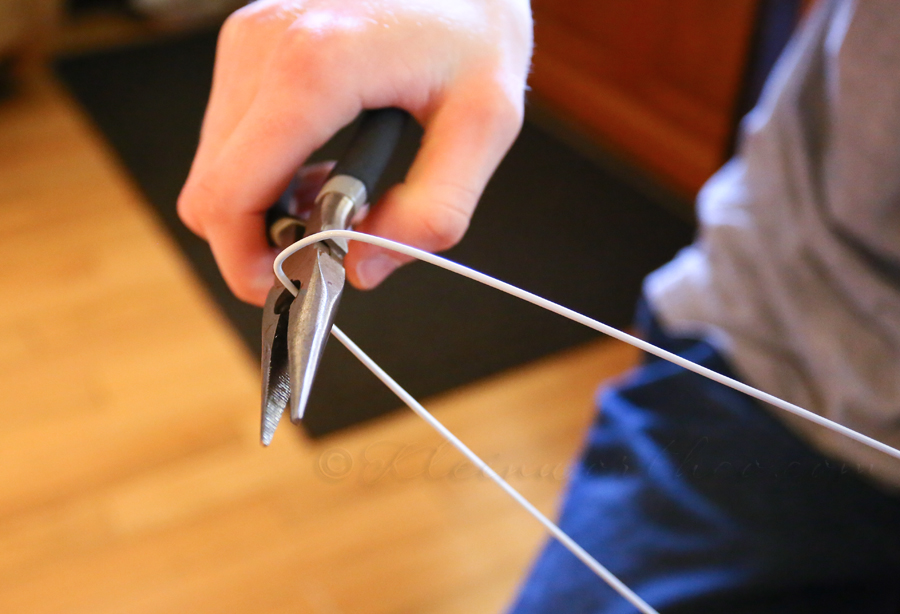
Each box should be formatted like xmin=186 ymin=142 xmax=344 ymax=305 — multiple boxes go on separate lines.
xmin=530 ymin=0 xmax=759 ymax=195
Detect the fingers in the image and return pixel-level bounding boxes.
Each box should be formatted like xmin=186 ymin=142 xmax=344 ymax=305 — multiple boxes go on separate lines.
xmin=346 ymin=79 xmax=524 ymax=289
xmin=192 ymin=162 xmax=335 ymax=306
xmin=197 ymin=7 xmax=277 ymax=159
xmin=182 ymin=72 xmax=522 ymax=301
xmin=179 ymin=3 xmax=287 ymax=238
xmin=178 ymin=54 xmax=358 ymax=305
xmin=177 ymin=0 xmax=533 ymax=303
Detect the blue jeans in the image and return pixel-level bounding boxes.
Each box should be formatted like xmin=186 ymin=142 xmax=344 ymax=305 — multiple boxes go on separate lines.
xmin=508 ymin=302 xmax=900 ymax=613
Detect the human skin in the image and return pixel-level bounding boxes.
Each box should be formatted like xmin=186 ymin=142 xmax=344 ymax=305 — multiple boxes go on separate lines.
xmin=178 ymin=0 xmax=533 ymax=305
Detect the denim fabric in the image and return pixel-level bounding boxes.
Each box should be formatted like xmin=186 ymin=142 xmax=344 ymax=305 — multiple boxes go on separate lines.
xmin=508 ymin=303 xmax=900 ymax=614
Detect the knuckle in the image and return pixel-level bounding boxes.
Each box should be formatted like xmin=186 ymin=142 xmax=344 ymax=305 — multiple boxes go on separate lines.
xmin=481 ymin=86 xmax=524 ymax=139
xmin=222 ymin=1 xmax=290 ymax=40
xmin=216 ymin=248 xmax=266 ymax=306
xmin=178 ymin=175 xmax=220 ymax=231
xmin=420 ymin=183 xmax=476 ymax=251
xmin=219 ymin=11 xmax=242 ymax=44
xmin=176 ymin=189 xmax=197 ymax=229
xmin=455 ymin=79 xmax=524 ymax=147
xmin=219 ymin=5 xmax=258 ymax=46
xmin=175 ymin=192 xmax=193 ymax=227
xmin=271 ymin=27 xmax=323 ymax=84
xmin=229 ymin=279 xmax=258 ymax=305
xmin=223 ymin=1 xmax=268 ymax=27
xmin=273 ymin=19 xmax=350 ymax=81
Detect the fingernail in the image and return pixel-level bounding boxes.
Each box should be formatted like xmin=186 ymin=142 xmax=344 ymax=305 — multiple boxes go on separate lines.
xmin=251 ymin=271 xmax=273 ymax=294
xmin=356 ymin=254 xmax=400 ymax=288
xmin=251 ymin=257 xmax=275 ymax=292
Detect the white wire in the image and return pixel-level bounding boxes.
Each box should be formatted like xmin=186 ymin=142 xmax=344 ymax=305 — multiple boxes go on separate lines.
xmin=275 ymin=233 xmax=657 ymax=614
xmin=330 ymin=325 xmax=657 ymax=614
xmin=274 ymin=229 xmax=900 ymax=613
xmin=276 ymin=230 xmax=900 ymax=464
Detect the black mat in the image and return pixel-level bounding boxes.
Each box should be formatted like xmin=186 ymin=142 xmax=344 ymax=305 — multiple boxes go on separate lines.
xmin=55 ymin=28 xmax=694 ymax=437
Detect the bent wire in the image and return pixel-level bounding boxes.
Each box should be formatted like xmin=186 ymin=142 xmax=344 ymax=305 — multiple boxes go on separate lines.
xmin=274 ymin=229 xmax=900 ymax=614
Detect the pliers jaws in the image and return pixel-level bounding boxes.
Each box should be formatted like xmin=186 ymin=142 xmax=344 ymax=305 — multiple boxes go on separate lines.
xmin=260 ymin=177 xmax=366 ymax=445
xmin=258 ymin=108 xmax=408 ymax=446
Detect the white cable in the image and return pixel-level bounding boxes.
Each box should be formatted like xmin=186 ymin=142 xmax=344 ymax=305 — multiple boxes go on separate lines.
xmin=275 ymin=235 xmax=657 ymax=614
xmin=274 ymin=229 xmax=900 ymax=613
xmin=275 ymin=230 xmax=900 ymax=464
xmin=330 ymin=325 xmax=657 ymax=614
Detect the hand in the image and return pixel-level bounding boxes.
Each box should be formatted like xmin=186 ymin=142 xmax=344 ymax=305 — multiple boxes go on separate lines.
xmin=177 ymin=0 xmax=533 ymax=305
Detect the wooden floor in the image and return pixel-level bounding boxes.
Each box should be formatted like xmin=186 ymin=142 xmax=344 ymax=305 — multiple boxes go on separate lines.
xmin=0 ymin=74 xmax=639 ymax=614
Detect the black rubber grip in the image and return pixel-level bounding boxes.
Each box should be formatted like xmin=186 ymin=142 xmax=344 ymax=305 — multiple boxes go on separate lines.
xmin=331 ymin=108 xmax=408 ymax=198
xmin=265 ymin=177 xmax=297 ymax=246
xmin=266 ymin=177 xmax=296 ymax=223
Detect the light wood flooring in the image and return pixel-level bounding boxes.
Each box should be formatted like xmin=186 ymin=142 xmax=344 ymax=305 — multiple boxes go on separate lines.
xmin=0 ymin=73 xmax=639 ymax=614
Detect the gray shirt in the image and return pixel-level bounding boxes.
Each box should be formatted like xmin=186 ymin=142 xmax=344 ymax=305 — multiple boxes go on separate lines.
xmin=645 ymin=0 xmax=900 ymax=490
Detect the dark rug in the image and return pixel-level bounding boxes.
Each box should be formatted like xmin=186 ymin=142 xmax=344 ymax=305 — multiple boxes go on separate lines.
xmin=55 ymin=27 xmax=695 ymax=437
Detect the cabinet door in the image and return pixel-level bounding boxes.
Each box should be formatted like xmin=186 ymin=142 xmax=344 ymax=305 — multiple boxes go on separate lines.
xmin=530 ymin=0 xmax=758 ymax=195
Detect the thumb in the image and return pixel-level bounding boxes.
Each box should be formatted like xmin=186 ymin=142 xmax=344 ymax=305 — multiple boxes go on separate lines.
xmin=345 ymin=82 xmax=523 ymax=289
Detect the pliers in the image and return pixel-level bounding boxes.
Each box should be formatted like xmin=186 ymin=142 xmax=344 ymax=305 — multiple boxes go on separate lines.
xmin=260 ymin=109 xmax=408 ymax=445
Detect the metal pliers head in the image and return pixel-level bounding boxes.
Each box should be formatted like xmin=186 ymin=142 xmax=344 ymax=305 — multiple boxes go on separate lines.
xmin=259 ymin=109 xmax=407 ymax=445
xmin=260 ymin=177 xmax=365 ymax=445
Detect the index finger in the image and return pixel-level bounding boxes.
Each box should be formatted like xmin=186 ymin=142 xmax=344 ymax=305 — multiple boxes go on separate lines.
xmin=178 ymin=63 xmax=359 ymax=305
